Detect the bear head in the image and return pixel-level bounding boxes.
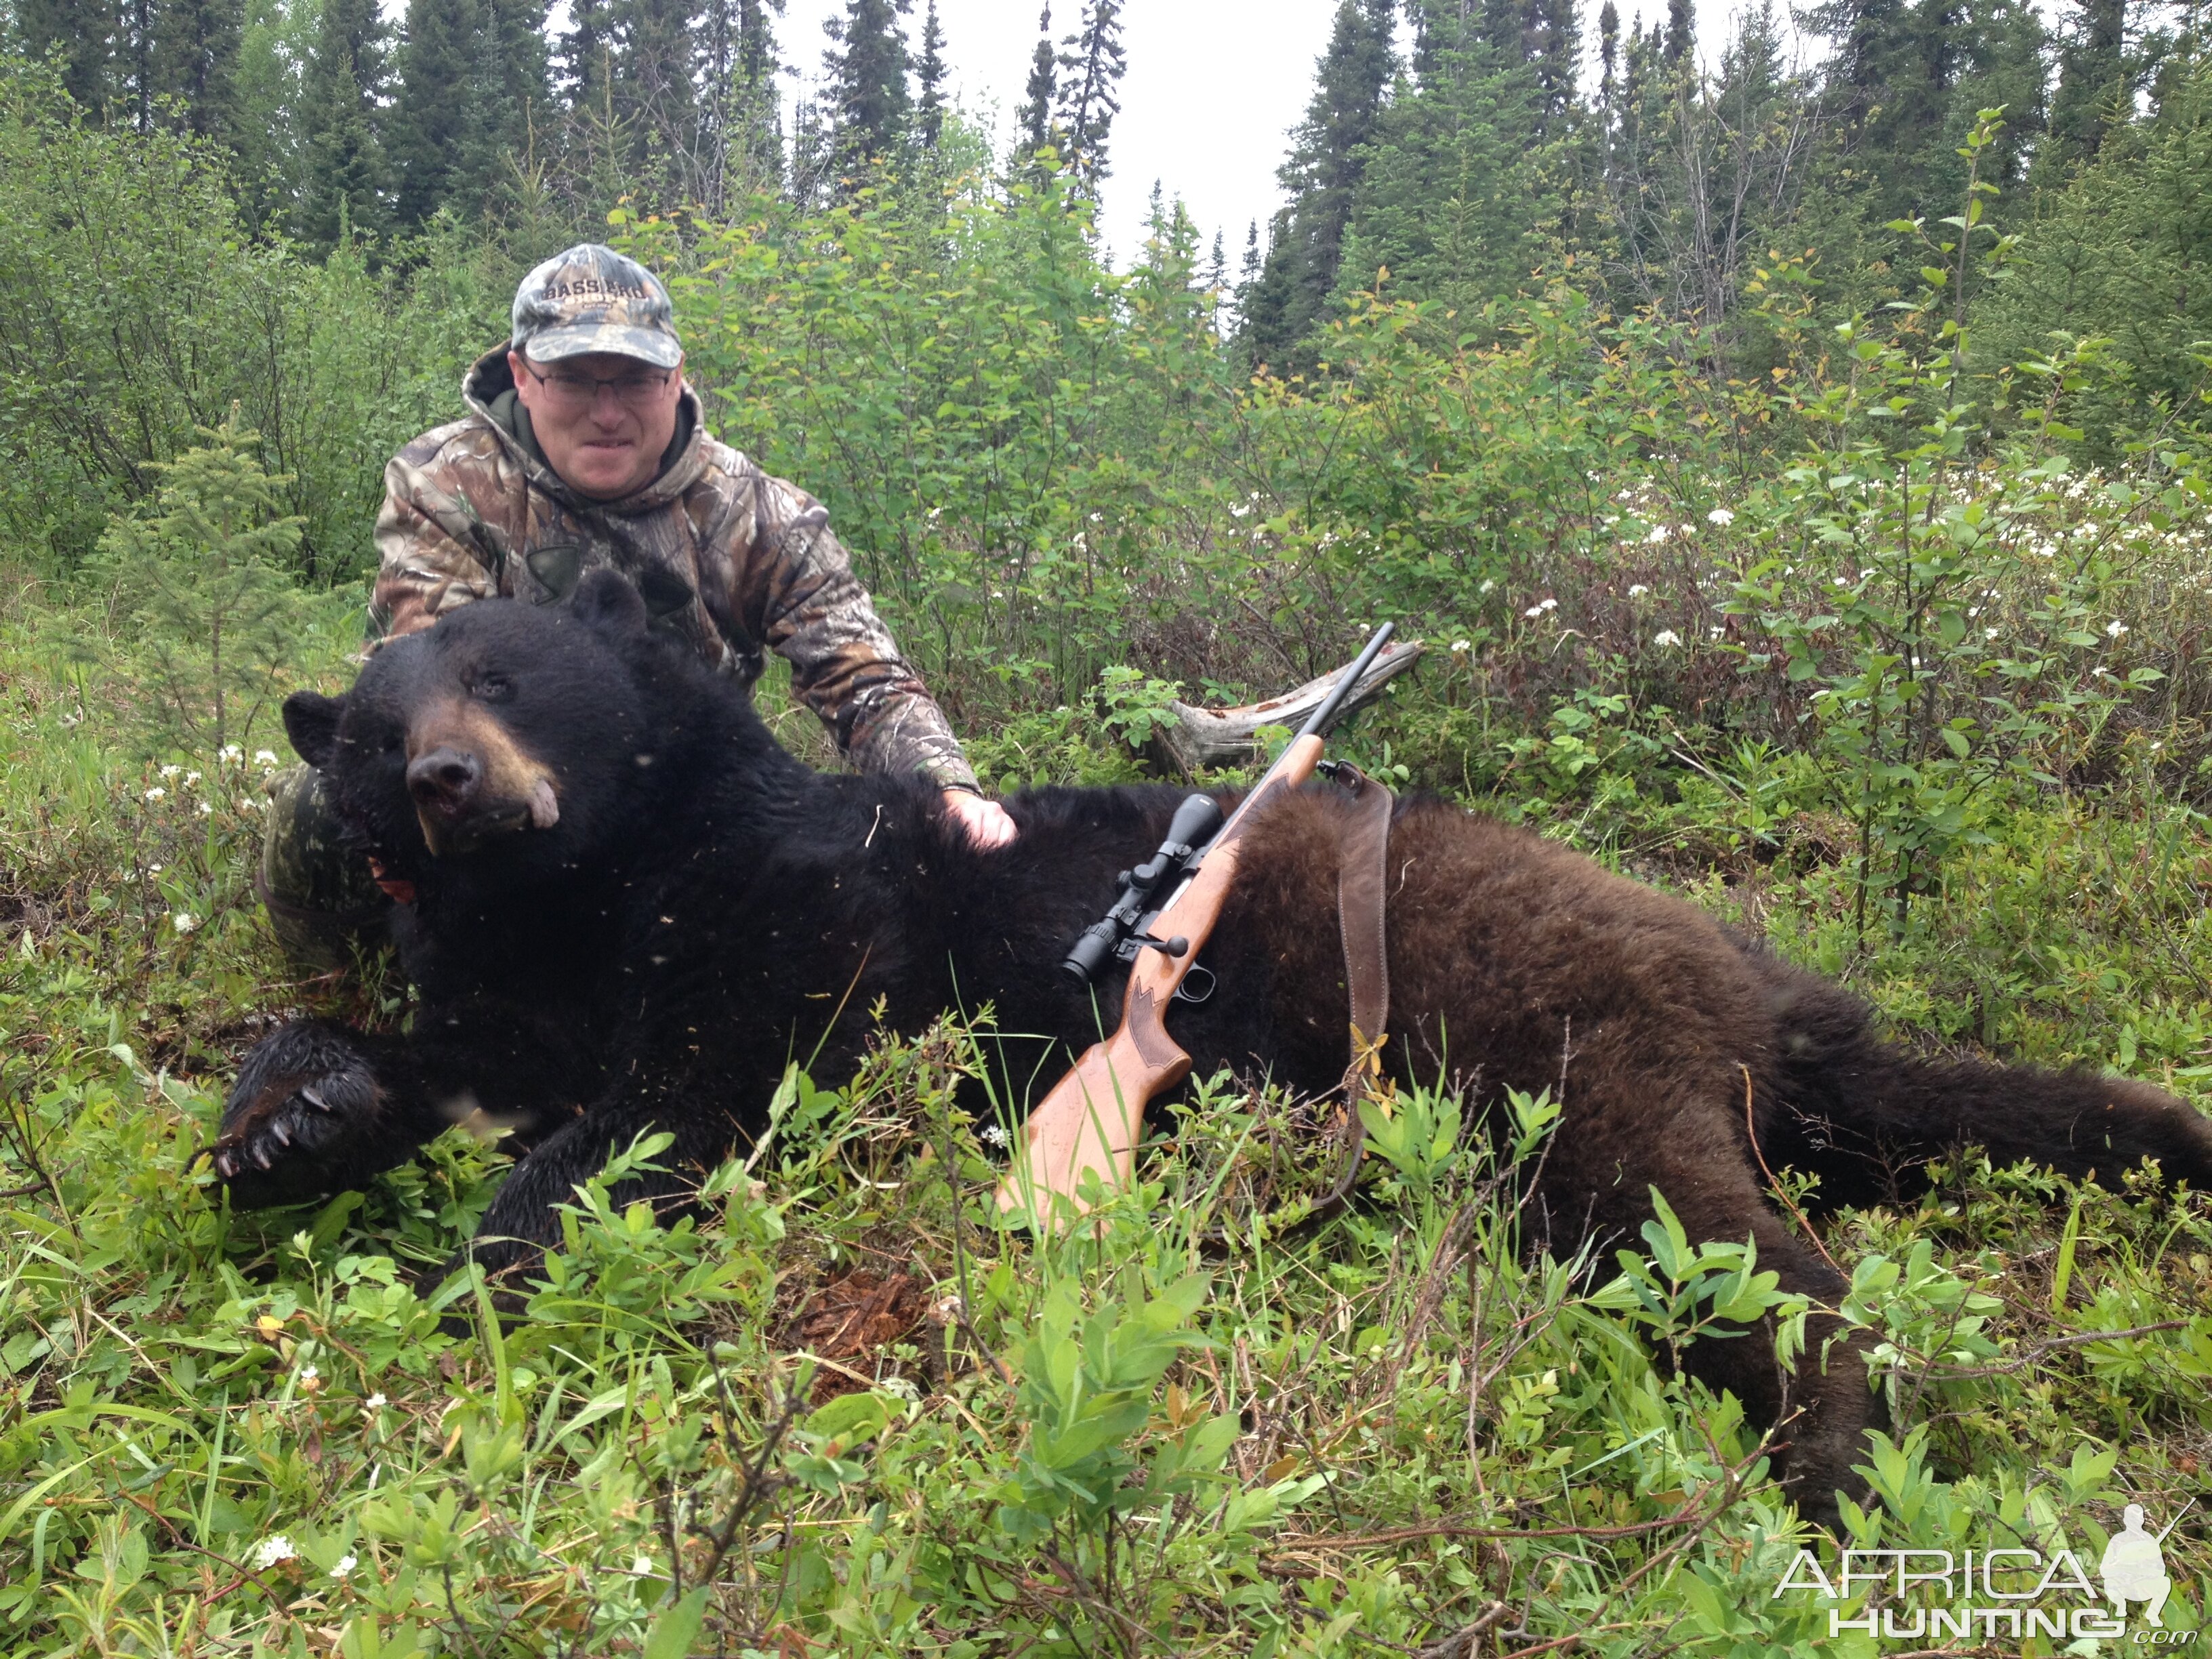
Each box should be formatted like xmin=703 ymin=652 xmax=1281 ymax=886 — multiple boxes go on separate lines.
xmin=283 ymin=572 xmax=663 ymax=890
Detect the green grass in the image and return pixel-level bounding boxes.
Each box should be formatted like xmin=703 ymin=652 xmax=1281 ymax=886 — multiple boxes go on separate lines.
xmin=1 ymin=589 xmax=2209 ymax=1659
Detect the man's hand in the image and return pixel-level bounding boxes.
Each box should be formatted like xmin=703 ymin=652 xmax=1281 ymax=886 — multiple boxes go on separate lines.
xmin=942 ymin=788 xmax=1018 ymax=850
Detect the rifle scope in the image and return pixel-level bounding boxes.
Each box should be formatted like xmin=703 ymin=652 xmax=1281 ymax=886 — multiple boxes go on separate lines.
xmin=1061 ymin=791 xmax=1225 ymax=985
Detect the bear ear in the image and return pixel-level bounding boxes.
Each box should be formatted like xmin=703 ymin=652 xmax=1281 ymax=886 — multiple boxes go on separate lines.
xmin=571 ymin=569 xmax=649 ymax=642
xmin=283 ymin=690 xmax=346 ymax=770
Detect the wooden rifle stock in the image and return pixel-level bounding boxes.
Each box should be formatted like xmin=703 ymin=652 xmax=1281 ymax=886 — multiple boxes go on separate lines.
xmin=994 ymin=732 xmax=1327 ymax=1225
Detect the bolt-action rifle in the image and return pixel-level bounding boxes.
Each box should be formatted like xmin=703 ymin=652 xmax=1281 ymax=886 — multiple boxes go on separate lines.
xmin=994 ymin=623 xmax=1397 ymax=1225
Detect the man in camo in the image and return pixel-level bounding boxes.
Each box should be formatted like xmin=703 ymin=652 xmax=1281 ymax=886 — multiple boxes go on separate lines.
xmin=262 ymin=243 xmax=1014 ymax=970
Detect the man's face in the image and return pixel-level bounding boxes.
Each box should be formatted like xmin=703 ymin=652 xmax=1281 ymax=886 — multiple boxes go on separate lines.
xmin=508 ymin=349 xmax=684 ymax=501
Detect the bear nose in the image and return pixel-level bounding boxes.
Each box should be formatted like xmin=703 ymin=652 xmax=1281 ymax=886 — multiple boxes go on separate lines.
xmin=407 ymin=747 xmax=481 ymax=815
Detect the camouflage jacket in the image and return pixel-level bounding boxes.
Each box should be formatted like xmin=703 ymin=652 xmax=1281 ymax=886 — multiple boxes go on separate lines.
xmin=371 ymin=349 xmax=978 ymax=790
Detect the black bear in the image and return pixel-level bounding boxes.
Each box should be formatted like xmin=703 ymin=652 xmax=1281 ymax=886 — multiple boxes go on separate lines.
xmin=213 ymin=571 xmax=2212 ymax=1518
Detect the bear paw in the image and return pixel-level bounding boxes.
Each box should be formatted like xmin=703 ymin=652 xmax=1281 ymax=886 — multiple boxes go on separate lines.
xmin=209 ymin=1021 xmax=385 ymax=1209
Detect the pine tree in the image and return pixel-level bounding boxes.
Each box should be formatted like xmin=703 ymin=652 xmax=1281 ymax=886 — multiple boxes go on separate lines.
xmin=914 ymin=0 xmax=947 ymax=146
xmin=90 ymin=413 xmax=310 ymax=756
xmin=1017 ymin=4 xmax=1057 ymax=160
xmin=1664 ymin=0 xmax=1693 ymax=64
xmin=1242 ymin=0 xmax=1397 ymax=366
xmin=155 ymin=0 xmax=244 ymax=141
xmin=1527 ymin=0 xmax=1582 ymax=129
xmin=294 ymin=0 xmax=389 ymax=250
xmin=1053 ymin=0 xmax=1125 ymax=192
xmin=115 ymin=0 xmax=154 ymax=128
xmin=17 ymin=0 xmax=117 ymax=112
xmin=1336 ymin=38 xmax=1553 ymax=325
xmin=822 ymin=0 xmax=911 ymax=169
xmin=230 ymin=0 xmax=312 ymax=230
xmin=2045 ymin=0 xmax=2128 ymax=168
xmin=1599 ymin=0 xmax=1620 ymax=105
xmin=699 ymin=0 xmax=783 ymax=204
xmin=388 ymin=0 xmax=546 ymax=226
xmin=559 ymin=0 xmax=614 ymax=108
xmin=389 ymin=0 xmax=476 ymax=226
xmin=466 ymin=0 xmax=551 ymax=210
xmin=617 ymin=0 xmax=705 ymax=196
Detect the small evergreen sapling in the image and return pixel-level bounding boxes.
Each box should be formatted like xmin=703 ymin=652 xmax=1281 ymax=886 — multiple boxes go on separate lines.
xmin=90 ymin=411 xmax=312 ymax=756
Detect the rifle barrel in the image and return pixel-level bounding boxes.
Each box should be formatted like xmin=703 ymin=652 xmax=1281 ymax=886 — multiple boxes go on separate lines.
xmin=1298 ymin=622 xmax=1397 ymax=741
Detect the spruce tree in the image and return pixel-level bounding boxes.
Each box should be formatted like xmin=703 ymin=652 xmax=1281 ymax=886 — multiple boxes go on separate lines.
xmin=1336 ymin=36 xmax=1553 ymax=323
xmin=1017 ymin=4 xmax=1057 ymax=160
xmin=294 ymin=0 xmax=389 ymax=250
xmin=823 ymin=0 xmax=912 ymax=166
xmin=230 ymin=0 xmax=311 ymax=230
xmin=616 ymin=0 xmax=705 ymax=197
xmin=1242 ymin=0 xmax=1397 ymax=366
xmin=700 ymin=0 xmax=783 ymax=203
xmin=559 ymin=0 xmax=614 ymax=108
xmin=155 ymin=0 xmax=244 ymax=141
xmin=17 ymin=0 xmax=117 ymax=112
xmin=1053 ymin=0 xmax=1125 ymax=192
xmin=1599 ymin=0 xmax=1620 ymax=104
xmin=2045 ymin=0 xmax=2128 ymax=167
xmin=466 ymin=0 xmax=552 ymax=209
xmin=389 ymin=0 xmax=477 ymax=226
xmin=915 ymin=0 xmax=947 ymax=146
xmin=1528 ymin=0 xmax=1581 ymax=130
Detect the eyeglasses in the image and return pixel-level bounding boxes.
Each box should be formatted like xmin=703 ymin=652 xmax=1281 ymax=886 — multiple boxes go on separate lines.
xmin=520 ymin=361 xmax=674 ymax=411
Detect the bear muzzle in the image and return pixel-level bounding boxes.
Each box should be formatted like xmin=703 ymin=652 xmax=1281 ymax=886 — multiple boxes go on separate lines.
xmin=405 ymin=701 xmax=562 ymax=856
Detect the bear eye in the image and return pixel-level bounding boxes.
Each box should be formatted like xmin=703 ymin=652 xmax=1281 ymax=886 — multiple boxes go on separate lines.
xmin=470 ymin=672 xmax=515 ymax=703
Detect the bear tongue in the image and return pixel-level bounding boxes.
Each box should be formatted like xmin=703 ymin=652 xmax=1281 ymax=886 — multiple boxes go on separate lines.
xmin=527 ymin=777 xmax=560 ymax=830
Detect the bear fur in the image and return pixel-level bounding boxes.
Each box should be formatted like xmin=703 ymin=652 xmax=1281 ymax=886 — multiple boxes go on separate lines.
xmin=213 ymin=571 xmax=2212 ymax=1521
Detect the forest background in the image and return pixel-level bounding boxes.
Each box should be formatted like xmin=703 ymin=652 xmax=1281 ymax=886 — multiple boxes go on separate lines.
xmin=5 ymin=0 xmax=2212 ymax=1653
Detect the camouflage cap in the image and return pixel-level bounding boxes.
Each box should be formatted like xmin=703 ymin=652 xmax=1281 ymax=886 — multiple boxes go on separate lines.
xmin=510 ymin=243 xmax=682 ymax=369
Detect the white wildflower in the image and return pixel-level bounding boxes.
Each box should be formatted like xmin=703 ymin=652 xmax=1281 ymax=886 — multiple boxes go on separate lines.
xmin=1707 ymin=508 xmax=1736 ymax=527
xmin=1478 ymin=577 xmax=1496 ymax=595
xmin=159 ymin=764 xmax=180 ymax=780
xmin=1540 ymin=597 xmax=1557 ymax=611
xmin=980 ymin=1123 xmax=1008 ymax=1148
xmin=365 ymin=1393 xmax=387 ymax=1410
xmin=171 ymin=913 xmax=197 ymax=935
xmin=1709 ymin=626 xmax=1726 ymax=640
xmin=1680 ymin=523 xmax=1699 ymax=537
xmin=1652 ymin=629 xmax=1682 ymax=647
xmin=2106 ymin=619 xmax=2128 ymax=638
xmin=251 ymin=1536 xmax=296 ymax=1571
xmin=144 ymin=787 xmax=165 ymax=803
xmin=196 ymin=801 xmax=213 ymax=817
xmin=330 ymin=1554 xmax=358 ymax=1580
xmin=253 ymin=749 xmax=279 ymax=766
xmin=1985 ymin=627 xmax=1999 ymax=640
xmin=1627 ymin=584 xmax=1650 ymax=598
xmin=1646 ymin=525 xmax=1670 ymax=545
xmin=1450 ymin=638 xmax=1471 ymax=653
xmin=220 ymin=744 xmax=243 ymax=764
xmin=298 ymin=1365 xmax=319 ymax=1385
xmin=632 ymin=1555 xmax=655 ymax=1577
xmin=183 ymin=771 xmax=201 ymax=787
xmin=1229 ymin=503 xmax=1250 ymax=519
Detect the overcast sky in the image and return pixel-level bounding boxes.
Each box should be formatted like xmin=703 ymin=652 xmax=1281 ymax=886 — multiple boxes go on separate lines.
xmin=775 ymin=0 xmax=1801 ymax=267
